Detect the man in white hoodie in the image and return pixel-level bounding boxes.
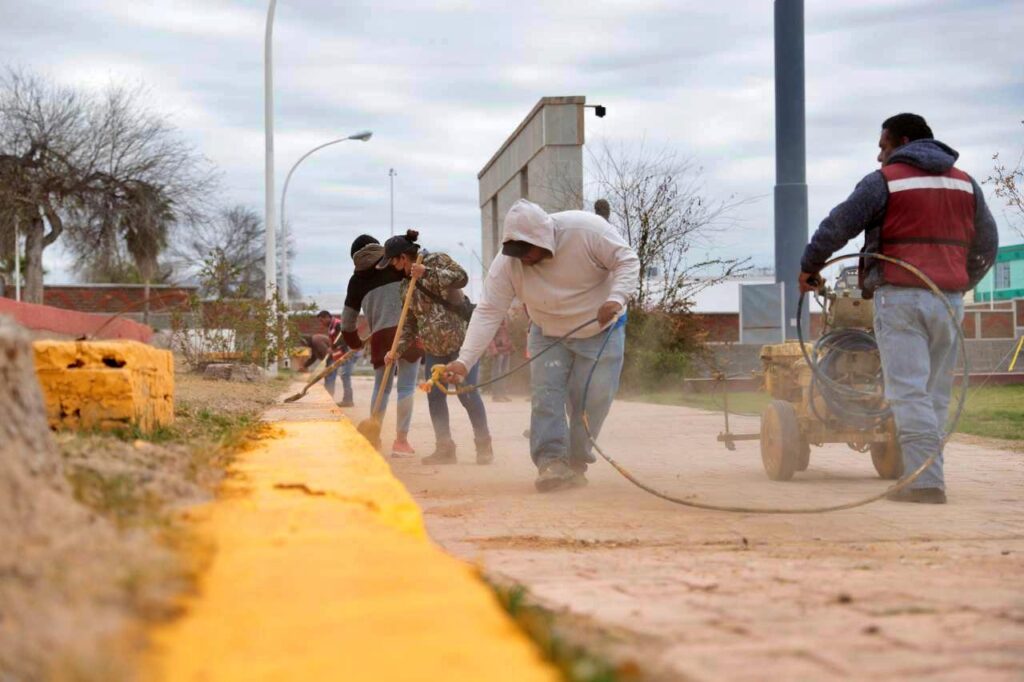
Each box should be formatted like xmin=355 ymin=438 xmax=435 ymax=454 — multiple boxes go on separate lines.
xmin=445 ymin=199 xmax=640 ymax=492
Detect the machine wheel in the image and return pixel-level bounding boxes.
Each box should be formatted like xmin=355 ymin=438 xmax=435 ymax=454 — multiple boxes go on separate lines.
xmin=760 ymin=400 xmax=801 ymax=481
xmin=796 ymin=439 xmax=811 ymax=472
xmin=870 ymin=436 xmax=904 ymax=480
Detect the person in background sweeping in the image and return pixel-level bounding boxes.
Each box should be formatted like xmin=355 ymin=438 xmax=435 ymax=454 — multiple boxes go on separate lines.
xmin=341 ymin=234 xmax=422 ymax=457
xmin=299 ymin=309 xmax=357 ymax=407
xmin=799 ymin=113 xmax=998 ymax=504
xmin=382 ymin=230 xmax=493 ymax=465
xmin=444 ymin=199 xmax=640 ymax=492
xmin=486 ymin=316 xmax=514 ymax=402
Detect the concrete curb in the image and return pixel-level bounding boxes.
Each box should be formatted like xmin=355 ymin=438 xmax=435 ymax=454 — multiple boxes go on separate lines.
xmin=147 ymin=419 xmax=559 ymax=681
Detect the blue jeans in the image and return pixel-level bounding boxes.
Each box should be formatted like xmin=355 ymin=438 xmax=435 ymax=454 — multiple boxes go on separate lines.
xmin=424 ymin=352 xmax=490 ymax=443
xmin=371 ymin=357 xmax=420 ymax=435
xmin=490 ymin=352 xmax=512 ymax=398
xmin=873 ymin=286 xmax=964 ymax=490
xmin=324 ymin=352 xmax=358 ymax=404
xmin=527 ymin=324 xmax=625 ymax=471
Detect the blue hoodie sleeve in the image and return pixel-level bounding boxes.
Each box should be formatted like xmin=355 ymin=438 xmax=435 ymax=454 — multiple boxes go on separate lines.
xmin=966 ymin=177 xmax=999 ymax=291
xmin=801 ymin=171 xmax=888 ymax=273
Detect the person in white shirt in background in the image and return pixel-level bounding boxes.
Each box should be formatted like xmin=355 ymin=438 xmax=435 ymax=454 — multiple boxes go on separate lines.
xmin=445 ymin=199 xmax=640 ymax=492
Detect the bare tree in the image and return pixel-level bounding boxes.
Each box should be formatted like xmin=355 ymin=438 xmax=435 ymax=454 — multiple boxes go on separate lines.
xmin=987 ymin=120 xmax=1024 ymax=239
xmin=174 ymin=205 xmax=300 ymax=300
xmin=584 ymin=140 xmax=751 ymax=312
xmin=65 ymin=85 xmax=217 ymax=321
xmin=0 ymin=70 xmax=217 ymax=308
xmin=0 ymin=69 xmax=92 ymax=303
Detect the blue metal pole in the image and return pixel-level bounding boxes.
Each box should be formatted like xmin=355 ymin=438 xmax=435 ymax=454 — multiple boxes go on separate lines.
xmin=774 ymin=0 xmax=808 ymax=340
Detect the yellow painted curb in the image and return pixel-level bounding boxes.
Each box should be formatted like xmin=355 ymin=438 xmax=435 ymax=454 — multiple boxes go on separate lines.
xmin=147 ymin=419 xmax=559 ymax=682
xmin=32 ymin=340 xmax=174 ymax=433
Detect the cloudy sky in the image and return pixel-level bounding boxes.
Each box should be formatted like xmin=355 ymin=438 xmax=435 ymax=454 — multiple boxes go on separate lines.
xmin=3 ymin=0 xmax=1022 ymax=304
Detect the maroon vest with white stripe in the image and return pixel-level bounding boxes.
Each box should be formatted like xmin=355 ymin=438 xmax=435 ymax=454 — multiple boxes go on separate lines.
xmin=879 ymin=162 xmax=976 ymax=291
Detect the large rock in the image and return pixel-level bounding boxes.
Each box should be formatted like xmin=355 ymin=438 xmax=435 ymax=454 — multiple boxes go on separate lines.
xmin=203 ymin=363 xmax=267 ymax=383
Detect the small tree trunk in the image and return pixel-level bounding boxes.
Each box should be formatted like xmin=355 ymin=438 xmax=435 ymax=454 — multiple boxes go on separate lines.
xmin=22 ymin=215 xmax=46 ymax=305
xmin=143 ymin=278 xmax=151 ymax=326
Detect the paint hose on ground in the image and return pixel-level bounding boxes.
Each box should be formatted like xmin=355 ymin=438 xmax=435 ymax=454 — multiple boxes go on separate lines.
xmin=424 ymin=252 xmax=967 ymax=514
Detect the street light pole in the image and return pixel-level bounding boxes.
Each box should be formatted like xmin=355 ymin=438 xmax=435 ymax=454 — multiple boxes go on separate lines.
xmin=389 ymin=168 xmax=396 ymax=236
xmin=264 ymin=0 xmax=278 ymax=373
xmin=14 ymin=214 xmax=20 ymax=302
xmin=279 ymin=131 xmax=373 ymax=308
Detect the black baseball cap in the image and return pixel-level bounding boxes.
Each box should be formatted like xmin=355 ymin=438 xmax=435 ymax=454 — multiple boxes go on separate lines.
xmin=375 ymin=230 xmax=420 ymax=269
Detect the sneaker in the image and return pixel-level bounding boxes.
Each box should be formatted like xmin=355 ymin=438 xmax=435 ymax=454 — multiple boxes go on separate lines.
xmin=534 ymin=460 xmax=579 ymax=493
xmin=337 ymin=400 xmax=355 ymax=408
xmin=390 ymin=440 xmax=416 ymax=458
xmin=421 ymin=440 xmax=457 ymax=465
xmin=886 ymin=487 xmax=947 ymax=504
xmin=475 ymin=436 xmax=494 ymax=465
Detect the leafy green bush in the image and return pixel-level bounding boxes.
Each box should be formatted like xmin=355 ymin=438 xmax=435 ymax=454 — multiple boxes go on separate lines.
xmin=621 ymin=307 xmax=705 ymax=391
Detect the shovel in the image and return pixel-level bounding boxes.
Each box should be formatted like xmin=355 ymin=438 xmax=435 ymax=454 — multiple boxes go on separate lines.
xmin=356 ymin=253 xmax=424 ymax=448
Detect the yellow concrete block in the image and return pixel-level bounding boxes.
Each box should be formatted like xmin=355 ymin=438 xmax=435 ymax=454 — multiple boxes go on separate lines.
xmin=32 ymin=340 xmax=174 ymax=433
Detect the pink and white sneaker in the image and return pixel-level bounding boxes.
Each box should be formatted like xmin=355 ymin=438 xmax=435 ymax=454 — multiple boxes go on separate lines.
xmin=391 ymin=440 xmax=416 ymax=458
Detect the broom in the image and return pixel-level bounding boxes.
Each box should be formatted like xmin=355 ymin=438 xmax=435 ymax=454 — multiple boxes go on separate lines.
xmin=283 ymin=347 xmax=358 ymax=403
xmin=356 ymin=252 xmax=424 ymax=447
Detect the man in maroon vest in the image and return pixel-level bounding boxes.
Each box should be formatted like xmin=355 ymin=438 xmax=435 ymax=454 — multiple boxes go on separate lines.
xmin=799 ymin=113 xmax=998 ymax=504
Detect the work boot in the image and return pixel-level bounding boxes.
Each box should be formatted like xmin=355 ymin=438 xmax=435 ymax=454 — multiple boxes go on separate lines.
xmin=535 ymin=460 xmax=581 ymax=493
xmin=475 ymin=436 xmax=494 ymax=465
xmin=421 ymin=440 xmax=457 ymax=465
xmin=886 ymin=487 xmax=947 ymax=504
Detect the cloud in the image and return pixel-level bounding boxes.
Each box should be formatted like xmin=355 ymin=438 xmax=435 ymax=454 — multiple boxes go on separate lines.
xmin=2 ymin=0 xmax=1021 ymax=298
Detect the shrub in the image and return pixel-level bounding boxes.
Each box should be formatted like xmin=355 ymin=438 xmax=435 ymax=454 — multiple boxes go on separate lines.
xmin=621 ymin=307 xmax=706 ymax=391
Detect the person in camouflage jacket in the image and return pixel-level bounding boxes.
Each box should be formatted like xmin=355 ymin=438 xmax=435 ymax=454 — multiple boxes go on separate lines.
xmin=379 ymin=230 xmax=492 ymax=465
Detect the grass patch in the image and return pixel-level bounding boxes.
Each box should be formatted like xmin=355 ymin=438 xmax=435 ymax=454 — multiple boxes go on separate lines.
xmin=489 ymin=581 xmax=637 ymax=682
xmin=67 ymin=467 xmax=160 ymax=523
xmin=952 ymin=384 xmax=1024 ymax=440
xmin=626 ymin=384 xmax=1024 ymax=441
xmin=625 ymin=389 xmax=770 ymax=415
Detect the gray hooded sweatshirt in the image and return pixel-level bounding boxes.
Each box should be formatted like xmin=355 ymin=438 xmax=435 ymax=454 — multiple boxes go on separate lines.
xmin=801 ymin=138 xmax=998 ymax=294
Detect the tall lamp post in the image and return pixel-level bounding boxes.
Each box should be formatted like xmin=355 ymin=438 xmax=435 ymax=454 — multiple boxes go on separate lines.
xmin=279 ymin=130 xmax=373 ymax=308
xmin=264 ymin=0 xmax=279 ymax=373
xmin=388 ymin=168 xmax=396 ymax=236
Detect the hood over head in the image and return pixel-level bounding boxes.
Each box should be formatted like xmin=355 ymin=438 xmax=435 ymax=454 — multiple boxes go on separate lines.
xmin=350 ymin=234 xmax=379 ymax=257
xmin=353 ymin=243 xmax=385 ymax=272
xmin=502 ymin=199 xmax=555 ymax=255
xmin=886 ymin=138 xmax=959 ymax=174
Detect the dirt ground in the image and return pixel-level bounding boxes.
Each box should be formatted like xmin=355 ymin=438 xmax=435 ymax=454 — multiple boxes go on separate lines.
xmin=337 ymin=376 xmax=1024 ymax=681
xmin=0 ymin=366 xmax=285 ymax=682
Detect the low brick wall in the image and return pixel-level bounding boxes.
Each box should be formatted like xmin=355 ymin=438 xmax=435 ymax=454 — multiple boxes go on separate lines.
xmin=0 ymin=298 xmax=153 ymax=341
xmin=32 ymin=340 xmax=174 ymax=433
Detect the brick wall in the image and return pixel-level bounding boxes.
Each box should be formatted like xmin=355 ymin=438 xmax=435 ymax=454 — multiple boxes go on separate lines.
xmin=38 ymin=284 xmax=196 ymax=314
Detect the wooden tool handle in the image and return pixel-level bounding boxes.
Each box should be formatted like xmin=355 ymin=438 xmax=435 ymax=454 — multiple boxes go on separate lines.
xmin=370 ymin=252 xmax=425 ymax=419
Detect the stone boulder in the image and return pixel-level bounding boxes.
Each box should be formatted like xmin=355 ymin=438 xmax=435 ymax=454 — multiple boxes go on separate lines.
xmin=203 ymin=363 xmax=267 ymax=383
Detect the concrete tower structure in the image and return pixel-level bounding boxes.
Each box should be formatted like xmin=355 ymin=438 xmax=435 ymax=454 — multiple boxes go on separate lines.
xmin=478 ymin=96 xmax=587 ymax=266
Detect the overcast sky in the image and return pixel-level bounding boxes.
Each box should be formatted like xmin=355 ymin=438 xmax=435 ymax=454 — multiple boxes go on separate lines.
xmin=3 ymin=0 xmax=1022 ymax=304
